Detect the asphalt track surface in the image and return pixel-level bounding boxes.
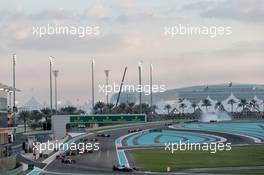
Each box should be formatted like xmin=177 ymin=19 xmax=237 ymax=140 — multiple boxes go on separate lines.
xmin=43 ymin=124 xmax=165 ymax=175
xmin=42 ymin=123 xmax=261 ymax=175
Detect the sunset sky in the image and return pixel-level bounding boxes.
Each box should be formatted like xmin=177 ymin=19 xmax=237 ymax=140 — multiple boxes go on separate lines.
xmin=0 ymin=0 xmax=264 ymax=106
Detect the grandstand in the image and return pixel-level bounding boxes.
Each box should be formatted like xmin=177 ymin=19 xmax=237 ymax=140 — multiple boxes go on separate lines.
xmin=111 ymin=84 xmax=264 ymax=113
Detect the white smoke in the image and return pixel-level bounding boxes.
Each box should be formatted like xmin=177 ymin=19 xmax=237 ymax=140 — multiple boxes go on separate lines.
xmin=201 ymin=111 xmax=232 ymax=122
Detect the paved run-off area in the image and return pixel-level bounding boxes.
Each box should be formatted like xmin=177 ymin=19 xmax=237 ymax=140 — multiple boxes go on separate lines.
xmin=129 ymin=145 xmax=264 ymax=172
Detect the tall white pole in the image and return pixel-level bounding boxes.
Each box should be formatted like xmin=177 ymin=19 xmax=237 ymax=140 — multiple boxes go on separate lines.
xmin=49 ymin=56 xmax=54 ymax=115
xmin=150 ymin=64 xmax=153 ymax=108
xmin=92 ymin=59 xmax=95 ymax=113
xmin=9 ymin=91 xmax=12 ymax=109
xmin=53 ymin=70 xmax=59 ymax=112
xmin=104 ymin=70 xmax=110 ymax=105
xmin=138 ymin=61 xmax=142 ymax=114
xmin=12 ymin=54 xmax=17 ymax=139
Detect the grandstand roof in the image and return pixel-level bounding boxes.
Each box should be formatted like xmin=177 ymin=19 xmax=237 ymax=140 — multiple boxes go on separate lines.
xmin=0 ymin=83 xmax=20 ymax=92
xmin=111 ymin=83 xmax=264 ymax=104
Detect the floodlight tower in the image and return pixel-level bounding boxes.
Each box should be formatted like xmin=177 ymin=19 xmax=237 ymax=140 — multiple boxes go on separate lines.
xmin=12 ymin=54 xmax=17 ymax=140
xmin=150 ymin=64 xmax=153 ymax=108
xmin=53 ymin=70 xmax=59 ymax=112
xmin=138 ymin=61 xmax=143 ymax=114
xmin=49 ymin=56 xmax=54 ymax=115
xmin=104 ymin=70 xmax=110 ymax=105
xmin=91 ymin=59 xmax=95 ymax=113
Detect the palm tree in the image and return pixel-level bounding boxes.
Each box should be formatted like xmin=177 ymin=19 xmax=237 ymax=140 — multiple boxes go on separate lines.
xmin=202 ymin=99 xmax=211 ymax=111
xmin=19 ymin=111 xmax=30 ymax=132
xmin=215 ymin=101 xmax=225 ymax=111
xmin=127 ymin=103 xmax=135 ymax=113
xmin=152 ymin=105 xmax=158 ymax=113
xmin=227 ymin=99 xmax=236 ymax=113
xmin=179 ymin=103 xmax=187 ymax=114
xmin=29 ymin=110 xmax=44 ymax=129
xmin=106 ymin=103 xmax=114 ymax=113
xmin=30 ymin=110 xmax=43 ymax=122
xmin=178 ymin=98 xmax=185 ymax=103
xmin=249 ymin=99 xmax=259 ymax=112
xmin=191 ymin=103 xmax=197 ymax=113
xmin=164 ymin=104 xmax=172 ymax=115
xmin=128 ymin=102 xmax=135 ymax=108
xmin=262 ymin=101 xmax=264 ymax=113
xmin=118 ymin=103 xmax=127 ymax=113
xmin=94 ymin=101 xmax=105 ymax=114
xmin=40 ymin=108 xmax=51 ymax=130
xmin=77 ymin=109 xmax=86 ymax=114
xmin=238 ymin=99 xmax=248 ymax=112
xmin=142 ymin=103 xmax=151 ymax=114
xmin=59 ymin=106 xmax=78 ymax=115
xmin=215 ymin=101 xmax=221 ymax=110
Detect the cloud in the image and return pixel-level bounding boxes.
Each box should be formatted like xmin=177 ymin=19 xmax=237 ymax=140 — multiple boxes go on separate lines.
xmin=112 ymin=0 xmax=135 ymax=8
xmin=179 ymin=40 xmax=264 ymax=59
xmin=183 ymin=0 xmax=219 ymax=10
xmin=82 ymin=5 xmax=109 ymax=19
xmin=0 ymin=7 xmax=114 ymax=53
xmin=115 ymin=13 xmax=156 ymax=23
xmin=211 ymin=40 xmax=264 ymax=56
xmin=10 ymin=33 xmax=127 ymax=53
xmin=29 ymin=8 xmax=76 ymax=21
xmin=4 ymin=27 xmax=159 ymax=54
xmin=115 ymin=12 xmax=184 ymax=24
xmin=0 ymin=7 xmax=110 ymax=23
xmin=184 ymin=0 xmax=264 ymax=23
xmin=0 ymin=6 xmax=166 ymax=53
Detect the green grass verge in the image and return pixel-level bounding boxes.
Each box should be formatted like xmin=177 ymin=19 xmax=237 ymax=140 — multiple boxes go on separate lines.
xmin=129 ymin=145 xmax=264 ymax=172
xmin=212 ymin=169 xmax=264 ymax=174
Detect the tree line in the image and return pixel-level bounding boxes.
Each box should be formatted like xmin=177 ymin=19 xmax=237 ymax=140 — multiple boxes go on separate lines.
xmin=93 ymin=101 xmax=155 ymax=114
xmin=163 ymin=98 xmax=261 ymax=114
xmin=18 ymin=106 xmax=85 ymax=131
xmin=18 ymin=102 xmax=155 ymax=132
xmin=18 ymin=98 xmax=261 ymax=132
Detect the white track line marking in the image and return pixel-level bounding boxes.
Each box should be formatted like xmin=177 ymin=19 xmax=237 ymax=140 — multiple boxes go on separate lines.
xmin=169 ymin=125 xmax=262 ymax=143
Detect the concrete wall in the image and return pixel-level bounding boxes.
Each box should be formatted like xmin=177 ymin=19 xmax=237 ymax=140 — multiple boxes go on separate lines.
xmin=51 ymin=114 xmax=147 ymax=139
xmin=0 ymin=155 xmax=16 ymax=171
xmin=0 ymin=91 xmax=8 ymax=127
xmin=51 ymin=115 xmax=70 ymax=139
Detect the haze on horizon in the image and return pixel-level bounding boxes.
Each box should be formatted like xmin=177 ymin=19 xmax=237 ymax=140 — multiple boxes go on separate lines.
xmin=0 ymin=0 xmax=264 ymax=106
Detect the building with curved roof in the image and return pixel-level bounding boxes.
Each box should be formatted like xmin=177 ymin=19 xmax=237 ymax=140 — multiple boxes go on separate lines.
xmin=111 ymin=83 xmax=264 ymax=113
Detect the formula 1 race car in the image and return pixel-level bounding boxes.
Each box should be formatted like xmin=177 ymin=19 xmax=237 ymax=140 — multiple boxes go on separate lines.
xmin=56 ymin=153 xmax=65 ymax=160
xmin=112 ymin=165 xmax=134 ymax=172
xmin=90 ymin=138 xmax=98 ymax=142
xmin=97 ymin=133 xmax=110 ymax=137
xmin=128 ymin=128 xmax=142 ymax=133
xmin=61 ymin=157 xmax=76 ymax=164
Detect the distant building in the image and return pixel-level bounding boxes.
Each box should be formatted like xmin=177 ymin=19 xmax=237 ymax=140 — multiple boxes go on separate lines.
xmin=0 ymin=83 xmax=13 ymax=128
xmin=22 ymin=96 xmax=43 ymax=111
xmin=0 ymin=128 xmax=12 ymax=158
xmin=0 ymin=83 xmax=17 ymax=169
xmin=111 ymin=84 xmax=264 ymax=114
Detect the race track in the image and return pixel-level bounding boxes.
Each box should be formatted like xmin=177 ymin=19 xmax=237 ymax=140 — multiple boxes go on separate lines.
xmin=39 ymin=121 xmax=264 ymax=175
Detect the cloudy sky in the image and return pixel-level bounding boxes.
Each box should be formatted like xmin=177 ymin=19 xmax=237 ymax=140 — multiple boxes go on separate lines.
xmin=0 ymin=0 xmax=264 ymax=106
